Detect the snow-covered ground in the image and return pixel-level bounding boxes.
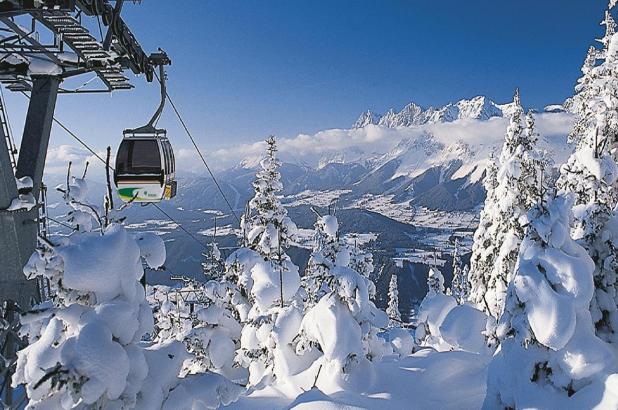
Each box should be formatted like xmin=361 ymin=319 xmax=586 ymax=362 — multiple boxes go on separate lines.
xmin=349 ymin=194 xmax=478 ymax=230
xmin=198 ymin=225 xmax=238 ymax=237
xmin=125 ymin=219 xmax=179 ymax=236
xmin=282 ymin=189 xmax=352 ymax=208
xmin=226 ymin=349 xmax=489 ymax=409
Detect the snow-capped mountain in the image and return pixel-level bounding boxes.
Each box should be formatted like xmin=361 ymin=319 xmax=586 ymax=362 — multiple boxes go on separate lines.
xmin=353 ymin=96 xmax=517 ymax=128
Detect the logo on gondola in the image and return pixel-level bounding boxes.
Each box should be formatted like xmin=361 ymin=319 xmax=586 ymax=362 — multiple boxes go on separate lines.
xmin=118 ymin=187 xmax=158 ymax=201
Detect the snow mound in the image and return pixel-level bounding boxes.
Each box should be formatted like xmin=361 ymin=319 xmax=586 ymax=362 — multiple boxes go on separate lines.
xmin=134 ymin=231 xmax=167 ymax=269
xmin=440 ymin=304 xmax=489 ymax=354
xmin=387 ymin=328 xmax=415 ymax=357
xmin=58 ymin=225 xmax=143 ymax=303
xmin=415 ymin=293 xmax=457 ymax=351
xmin=287 ymin=388 xmax=365 ymax=410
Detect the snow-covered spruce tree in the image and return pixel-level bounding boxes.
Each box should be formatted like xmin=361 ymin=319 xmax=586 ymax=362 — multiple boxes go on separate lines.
xmin=177 ymin=279 xmax=248 ymax=383
xmin=341 ymin=234 xmax=388 ymax=361
xmin=302 ymin=213 xmax=342 ymax=308
xmin=472 ymin=90 xmax=548 ymax=319
xmin=450 ymin=239 xmax=469 ymax=305
xmin=451 ymin=265 xmax=470 ymax=306
xmin=240 ymin=135 xmax=298 ymax=257
xmin=14 ymin=175 xmax=164 ymax=408
xmin=557 ymin=5 xmax=618 ymax=346
xmin=414 ymin=267 xmax=457 ymax=351
xmin=483 ymin=192 xmax=618 ymax=409
xmin=202 ymin=240 xmax=224 ymax=280
xmin=427 ymin=266 xmax=445 ymax=296
xmin=150 ymin=284 xmax=192 ymax=343
xmin=231 ymin=136 xmax=307 ymax=388
xmin=148 ymin=242 xmax=251 ymax=388
xmin=294 ymin=214 xmax=389 ymax=393
xmin=151 ymin=238 xmax=226 ymax=343
xmin=387 ymin=274 xmax=401 ymax=327
xmin=150 ymin=239 xmax=230 ymax=346
xmin=468 ymin=155 xmax=499 ymax=312
xmin=347 ymin=236 xmax=374 ymax=280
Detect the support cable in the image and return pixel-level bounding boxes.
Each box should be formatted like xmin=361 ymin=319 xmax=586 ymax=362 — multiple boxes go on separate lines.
xmin=155 ymin=72 xmax=241 ymax=224
xmin=19 ymin=91 xmax=107 ymax=164
xmin=151 ymin=203 xmax=208 ymax=250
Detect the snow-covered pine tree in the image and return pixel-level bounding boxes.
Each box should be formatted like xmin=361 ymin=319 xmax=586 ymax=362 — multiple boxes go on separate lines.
xmin=471 ymin=90 xmax=548 ymax=319
xmin=302 ymin=213 xmax=341 ymax=307
xmin=202 ymin=240 xmax=224 ymax=280
xmin=386 ymin=274 xmax=401 ymax=327
xmin=462 ymin=265 xmax=470 ymax=299
xmin=178 ymin=279 xmax=247 ymax=383
xmin=231 ymin=136 xmax=306 ymax=388
xmin=427 ymin=266 xmax=445 ymax=296
xmin=149 ymin=276 xmax=248 ymax=383
xmin=557 ymin=4 xmax=618 ymax=346
xmin=483 ymin=192 xmax=618 ymax=409
xmin=295 ymin=214 xmax=389 ymax=393
xmin=15 ymin=175 xmax=165 ymax=408
xmin=150 ymin=284 xmax=193 ymax=343
xmin=241 ymin=135 xmax=298 ymax=257
xmin=568 ymin=46 xmax=598 ymax=143
xmin=468 ymin=155 xmax=499 ymax=312
xmin=450 ymin=239 xmax=469 ymax=305
xmin=348 ymin=235 xmax=374 ymax=280
xmin=451 ymin=267 xmax=469 ymax=306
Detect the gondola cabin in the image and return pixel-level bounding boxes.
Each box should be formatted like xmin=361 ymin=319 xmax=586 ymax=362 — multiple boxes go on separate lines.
xmin=114 ymin=128 xmax=177 ymax=203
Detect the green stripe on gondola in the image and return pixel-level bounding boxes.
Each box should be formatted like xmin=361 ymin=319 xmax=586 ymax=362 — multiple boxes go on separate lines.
xmin=118 ymin=187 xmax=148 ymax=201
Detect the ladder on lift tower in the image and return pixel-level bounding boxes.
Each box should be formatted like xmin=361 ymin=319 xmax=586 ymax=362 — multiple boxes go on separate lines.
xmin=35 ymin=13 xmax=133 ymax=91
xmin=0 ymin=87 xmax=17 ymax=172
xmin=36 ymin=182 xmax=52 ymax=302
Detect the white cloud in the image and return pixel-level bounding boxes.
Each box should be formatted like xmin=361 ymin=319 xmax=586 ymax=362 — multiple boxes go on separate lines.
xmin=204 ymin=112 xmax=574 ymax=170
xmin=45 ymin=145 xmax=110 ymax=176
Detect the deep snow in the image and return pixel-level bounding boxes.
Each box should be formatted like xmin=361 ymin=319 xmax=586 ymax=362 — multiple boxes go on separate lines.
xmin=225 ymin=348 xmax=489 ymax=410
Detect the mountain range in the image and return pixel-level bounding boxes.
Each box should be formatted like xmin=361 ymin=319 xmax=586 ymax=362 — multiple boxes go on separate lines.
xmin=171 ymin=96 xmax=571 ymax=214
xmin=352 ymin=96 xmax=524 ymax=128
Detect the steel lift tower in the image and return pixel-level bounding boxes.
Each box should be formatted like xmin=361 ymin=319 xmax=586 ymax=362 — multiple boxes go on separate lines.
xmin=0 ymin=0 xmax=170 ymax=309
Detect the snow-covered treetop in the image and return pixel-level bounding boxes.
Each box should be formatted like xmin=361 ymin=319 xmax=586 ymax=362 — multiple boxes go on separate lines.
xmin=559 ymin=5 xmax=618 ymax=211
xmin=499 ymin=89 xmax=525 ymax=164
xmin=598 ymin=9 xmax=617 ymax=49
xmin=318 ymin=215 xmax=339 ymax=240
xmin=427 ymin=267 xmax=445 ymax=297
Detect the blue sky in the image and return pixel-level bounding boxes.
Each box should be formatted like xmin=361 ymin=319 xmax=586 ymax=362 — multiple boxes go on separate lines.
xmin=5 ymin=0 xmax=611 ymax=156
